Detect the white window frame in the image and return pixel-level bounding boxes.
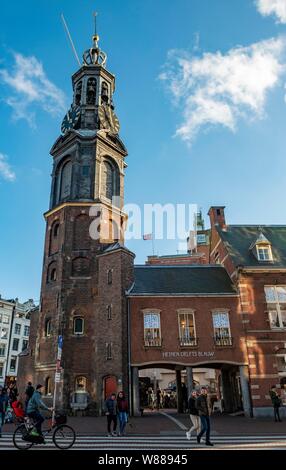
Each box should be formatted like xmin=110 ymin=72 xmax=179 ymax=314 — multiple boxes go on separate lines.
xmin=14 ymin=323 xmax=21 ymax=335
xmin=143 ymin=311 xmax=162 ymax=347
xmin=0 ymin=363 xmax=3 ymax=377
xmin=177 ymin=310 xmax=197 ymax=346
xmin=265 ymin=286 xmax=286 ymax=330
xmin=45 ymin=319 xmax=52 ymax=337
xmin=256 ymin=244 xmax=273 ymax=261
xmin=24 ymin=325 xmax=30 ymax=337
xmin=0 ymin=343 xmax=6 ymax=356
xmin=212 ymin=311 xmax=232 ymax=346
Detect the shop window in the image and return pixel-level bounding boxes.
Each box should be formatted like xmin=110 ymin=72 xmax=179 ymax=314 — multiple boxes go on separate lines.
xmin=212 ymin=311 xmax=232 ymax=346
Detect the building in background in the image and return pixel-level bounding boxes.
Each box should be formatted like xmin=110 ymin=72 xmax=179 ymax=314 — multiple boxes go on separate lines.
xmin=0 ymin=297 xmax=35 ymax=387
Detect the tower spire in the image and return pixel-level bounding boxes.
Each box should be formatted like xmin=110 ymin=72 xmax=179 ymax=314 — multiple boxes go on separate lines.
xmin=83 ymin=11 xmax=107 ymax=67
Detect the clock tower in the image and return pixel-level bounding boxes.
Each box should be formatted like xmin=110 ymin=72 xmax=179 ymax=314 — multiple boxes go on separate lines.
xmin=34 ymin=25 xmax=135 ymax=411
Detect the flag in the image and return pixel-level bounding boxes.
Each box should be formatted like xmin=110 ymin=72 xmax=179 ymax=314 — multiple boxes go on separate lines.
xmin=143 ymin=233 xmax=152 ymax=240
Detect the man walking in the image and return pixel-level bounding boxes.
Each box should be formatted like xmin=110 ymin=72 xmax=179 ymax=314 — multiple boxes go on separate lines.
xmin=196 ymin=387 xmax=214 ymax=446
xmin=269 ymin=385 xmax=282 ymax=422
xmin=104 ymin=393 xmax=118 ymax=436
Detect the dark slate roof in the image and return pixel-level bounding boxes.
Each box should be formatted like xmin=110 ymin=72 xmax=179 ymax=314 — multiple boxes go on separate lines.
xmin=128 ymin=265 xmax=237 ymax=296
xmin=217 ymin=225 xmax=286 ymax=268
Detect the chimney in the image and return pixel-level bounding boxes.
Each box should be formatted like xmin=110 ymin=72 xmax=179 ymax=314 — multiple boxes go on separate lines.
xmin=208 ymin=206 xmax=226 ymax=230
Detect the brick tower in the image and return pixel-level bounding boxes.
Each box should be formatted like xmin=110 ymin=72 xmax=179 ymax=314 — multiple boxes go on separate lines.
xmin=34 ymin=26 xmax=134 ymax=411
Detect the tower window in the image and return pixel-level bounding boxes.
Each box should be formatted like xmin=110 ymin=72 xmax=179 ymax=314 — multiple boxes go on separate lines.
xmin=101 ymin=81 xmax=109 ymax=103
xmin=45 ymin=377 xmax=52 ymax=395
xmin=82 ymin=166 xmax=90 ymax=177
xmin=60 ymin=160 xmax=72 ymax=201
xmin=101 ymin=158 xmax=119 ymax=203
xmin=107 ymin=305 xmax=112 ymax=320
xmin=73 ymin=317 xmax=84 ymax=335
xmin=75 ymin=81 xmax=82 ymax=106
xmin=87 ymin=78 xmax=97 ymax=105
xmin=45 ymin=319 xmax=52 ymax=337
xmin=107 ymin=270 xmax=112 ymax=285
xmin=50 ymin=268 xmax=57 ymax=281
xmin=53 ymin=222 xmax=60 ymax=238
xmin=106 ymin=343 xmax=112 ymax=360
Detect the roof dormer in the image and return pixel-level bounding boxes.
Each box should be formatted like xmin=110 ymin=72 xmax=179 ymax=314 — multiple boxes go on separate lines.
xmin=249 ymin=231 xmax=273 ymax=262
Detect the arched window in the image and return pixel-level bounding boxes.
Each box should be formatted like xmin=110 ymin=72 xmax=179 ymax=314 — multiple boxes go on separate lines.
xmin=101 ymin=158 xmax=119 ymax=202
xmin=45 ymin=377 xmax=52 ymax=395
xmin=60 ymin=160 xmax=72 ymax=201
xmin=47 ymin=262 xmax=57 ymax=283
xmin=75 ymin=376 xmax=87 ymax=391
xmin=73 ymin=317 xmax=84 ymax=335
xmin=49 ymin=221 xmax=60 ymax=255
xmin=53 ymin=222 xmax=60 ymax=237
xmin=75 ymin=81 xmax=82 ymax=106
xmin=101 ymin=81 xmax=109 ymax=103
xmin=45 ymin=319 xmax=51 ymax=337
xmin=87 ymin=78 xmax=96 ymax=105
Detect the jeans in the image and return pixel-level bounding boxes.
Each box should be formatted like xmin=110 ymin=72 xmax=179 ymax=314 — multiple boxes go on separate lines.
xmin=197 ymin=415 xmax=211 ymax=442
xmin=107 ymin=414 xmax=117 ymax=433
xmin=274 ymin=406 xmax=281 ymax=421
xmin=0 ymin=412 xmax=4 ymax=434
xmin=188 ymin=415 xmax=201 ymax=435
xmin=27 ymin=411 xmax=44 ymax=434
xmin=118 ymin=411 xmax=128 ymax=434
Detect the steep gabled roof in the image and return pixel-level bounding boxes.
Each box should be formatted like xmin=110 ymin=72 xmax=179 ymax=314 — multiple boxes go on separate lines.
xmin=128 ymin=265 xmax=237 ymax=296
xmin=217 ymin=225 xmax=286 ymax=267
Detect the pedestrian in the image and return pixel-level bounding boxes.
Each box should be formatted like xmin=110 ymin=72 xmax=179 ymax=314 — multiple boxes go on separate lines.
xmin=196 ymin=387 xmax=214 ymax=446
xmin=8 ymin=382 xmax=18 ymax=404
xmin=147 ymin=387 xmax=155 ymax=410
xmin=26 ymin=384 xmax=53 ymax=436
xmin=104 ymin=392 xmax=118 ymax=437
xmin=0 ymin=387 xmax=8 ymax=438
xmin=25 ymin=381 xmax=34 ymax=411
xmin=186 ymin=390 xmax=201 ymax=440
xmin=181 ymin=382 xmax=188 ymax=413
xmin=156 ymin=388 xmax=162 ymax=410
xmin=269 ymin=385 xmax=282 ymax=422
xmin=117 ymin=391 xmax=128 ymax=436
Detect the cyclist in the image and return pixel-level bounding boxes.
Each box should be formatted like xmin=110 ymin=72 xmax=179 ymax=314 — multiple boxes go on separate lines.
xmin=26 ymin=384 xmax=53 ymax=436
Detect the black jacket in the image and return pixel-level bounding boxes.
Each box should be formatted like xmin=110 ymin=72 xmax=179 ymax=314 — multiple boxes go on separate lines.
xmin=269 ymin=390 xmax=281 ymax=407
xmin=188 ymin=397 xmax=198 ymax=416
xmin=196 ymin=395 xmax=209 ymax=417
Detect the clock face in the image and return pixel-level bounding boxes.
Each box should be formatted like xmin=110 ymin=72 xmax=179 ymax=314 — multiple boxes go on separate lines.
xmin=61 ymin=105 xmax=81 ymax=134
xmin=98 ymin=105 xmax=120 ymax=135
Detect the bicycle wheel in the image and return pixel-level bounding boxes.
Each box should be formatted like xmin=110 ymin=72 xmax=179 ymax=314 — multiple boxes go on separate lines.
xmin=52 ymin=424 xmax=76 ymax=449
xmin=13 ymin=424 xmax=34 ymax=450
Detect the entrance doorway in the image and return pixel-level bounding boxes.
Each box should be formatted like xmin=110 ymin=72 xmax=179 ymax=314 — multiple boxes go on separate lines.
xmin=104 ymin=375 xmax=117 ymax=400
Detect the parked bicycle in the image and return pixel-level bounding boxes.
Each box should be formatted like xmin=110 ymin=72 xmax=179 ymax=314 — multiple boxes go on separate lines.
xmin=13 ymin=412 xmax=76 ymax=450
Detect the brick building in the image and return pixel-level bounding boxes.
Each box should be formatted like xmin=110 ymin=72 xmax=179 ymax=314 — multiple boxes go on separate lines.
xmin=128 ymin=208 xmax=286 ymax=418
xmin=18 ymin=31 xmax=134 ymax=413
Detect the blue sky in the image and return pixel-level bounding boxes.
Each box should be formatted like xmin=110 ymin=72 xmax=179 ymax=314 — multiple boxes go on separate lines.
xmin=1 ymin=0 xmax=286 ymax=302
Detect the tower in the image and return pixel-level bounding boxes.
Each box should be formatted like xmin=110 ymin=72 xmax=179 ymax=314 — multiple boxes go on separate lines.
xmin=35 ymin=22 xmax=135 ymax=411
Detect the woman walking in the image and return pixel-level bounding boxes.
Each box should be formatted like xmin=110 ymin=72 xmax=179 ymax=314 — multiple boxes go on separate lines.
xmin=186 ymin=390 xmax=201 ymax=440
xmin=117 ymin=391 xmax=129 ymax=436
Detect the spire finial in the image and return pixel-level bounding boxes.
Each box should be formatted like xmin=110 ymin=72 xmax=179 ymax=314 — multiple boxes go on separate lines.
xmin=93 ymin=11 xmax=99 ymax=45
xmin=83 ymin=11 xmax=107 ymax=67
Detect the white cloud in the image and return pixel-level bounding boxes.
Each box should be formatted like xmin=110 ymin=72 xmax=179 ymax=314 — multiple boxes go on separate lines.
xmin=0 ymin=52 xmax=66 ymax=127
xmin=159 ymin=37 xmax=286 ymax=144
xmin=0 ymin=153 xmax=16 ymax=182
xmin=256 ymin=0 xmax=286 ymax=23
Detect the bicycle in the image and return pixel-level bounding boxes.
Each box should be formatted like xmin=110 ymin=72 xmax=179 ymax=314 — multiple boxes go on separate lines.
xmin=12 ymin=413 xmax=76 ymax=450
